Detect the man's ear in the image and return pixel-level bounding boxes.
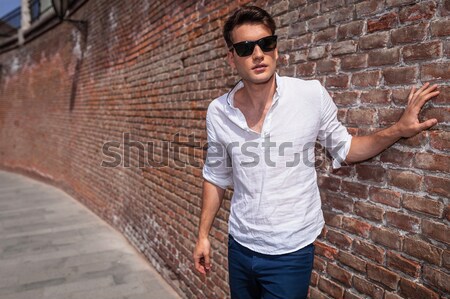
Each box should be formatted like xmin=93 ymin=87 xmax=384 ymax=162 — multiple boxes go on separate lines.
xmin=227 ymin=50 xmax=236 ymax=69
xmin=274 ymin=47 xmax=279 ymax=62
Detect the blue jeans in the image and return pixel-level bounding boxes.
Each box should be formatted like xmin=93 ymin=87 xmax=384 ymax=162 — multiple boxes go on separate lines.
xmin=228 ymin=235 xmax=314 ymax=299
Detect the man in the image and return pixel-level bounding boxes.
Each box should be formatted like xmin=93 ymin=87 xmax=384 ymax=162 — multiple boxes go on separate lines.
xmin=193 ymin=5 xmax=439 ymax=299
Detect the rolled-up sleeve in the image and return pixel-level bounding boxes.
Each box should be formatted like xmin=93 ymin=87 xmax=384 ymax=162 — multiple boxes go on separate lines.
xmin=202 ymin=114 xmax=233 ymax=189
xmin=317 ymin=83 xmax=352 ymax=169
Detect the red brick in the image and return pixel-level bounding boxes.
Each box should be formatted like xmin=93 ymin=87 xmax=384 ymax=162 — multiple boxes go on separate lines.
xmin=397 ymin=131 xmax=428 ymax=147
xmin=423 ymin=265 xmax=450 ymax=293
xmin=296 ymin=62 xmax=316 ymax=77
xmin=337 ymin=21 xmax=364 ymax=40
xmin=433 ymin=84 xmax=450 ymax=104
xmin=344 ymin=290 xmax=363 ymax=299
xmin=318 ymin=175 xmax=341 ymax=192
xmin=355 ymin=164 xmax=385 ymax=183
xmin=421 ymin=62 xmax=450 ymax=81
xmin=380 ymin=147 xmax=414 ymax=168
xmin=331 ymin=40 xmax=357 ymax=56
xmin=356 ymin=0 xmax=384 ymax=17
xmin=314 ymin=241 xmax=339 ymax=260
xmin=377 ymin=108 xmax=404 ymax=125
xmin=391 ymin=22 xmax=428 ymax=44
xmin=370 ymin=226 xmax=402 ymax=250
xmin=318 ymin=277 xmax=345 ymax=299
xmin=310 ymin=271 xmax=319 ymax=286
xmin=341 ymin=181 xmax=369 ymax=199
xmin=323 ymin=210 xmax=342 ymax=228
xmin=322 ymin=192 xmax=354 ymax=213
xmin=403 ymin=236 xmax=442 ymax=265
xmin=351 ymin=70 xmax=381 ymax=87
xmin=291 ymin=30 xmax=310 ymax=45
xmin=402 ymin=194 xmax=444 ymax=217
xmin=429 ymin=130 xmax=450 ymax=151
xmin=347 ymin=108 xmax=377 ymax=125
xmin=314 ymin=255 xmax=328 ymax=272
xmin=422 ymin=107 xmax=450 ymax=124
xmin=384 ymin=291 xmax=403 ymax=299
xmin=386 ymin=0 xmax=415 ymax=6
xmin=316 ymin=59 xmax=338 ymax=74
xmin=337 ymin=251 xmax=367 ymax=273
xmin=359 ymin=31 xmax=389 ymax=49
xmin=325 ymin=74 xmax=350 ymax=89
xmin=360 ymin=89 xmax=390 ymax=105
xmin=326 ymin=229 xmax=353 ymax=249
xmin=413 ymin=152 xmax=450 ymax=173
xmin=340 ymin=54 xmax=368 ymax=70
xmin=367 ymin=12 xmax=398 ymax=32
xmin=390 ymin=88 xmax=411 ymax=106
xmin=332 ymin=91 xmax=359 ymax=106
xmin=369 ymin=187 xmax=401 ymax=208
xmin=354 ymin=201 xmax=384 ymax=222
xmin=321 ymin=0 xmax=345 ymax=12
xmin=443 ymin=250 xmax=450 ymax=270
xmin=353 ymin=239 xmax=385 ymax=263
xmin=368 ymin=48 xmax=400 ymax=66
xmin=385 ymin=211 xmax=420 ymax=232
xmin=386 ymin=251 xmax=420 ymax=277
xmin=383 ymin=66 xmax=418 ymax=85
xmin=314 ymin=27 xmax=338 ymax=43
xmin=425 ymin=175 xmax=450 ymax=197
xmin=399 ymin=278 xmax=439 ymax=299
xmin=422 ymin=219 xmax=450 ymax=244
xmin=308 ymin=287 xmax=328 ymax=299
xmin=431 ymin=19 xmax=450 ymax=37
xmin=327 ymin=263 xmax=352 ymax=287
xmin=352 ymin=276 xmax=384 ymax=299
xmin=387 ymin=170 xmax=423 ymax=192
xmin=330 ymin=6 xmax=354 ymax=24
xmin=308 ymin=15 xmax=330 ymax=31
xmin=367 ymin=263 xmax=400 ymax=290
xmin=298 ymin=2 xmax=320 ymax=20
xmin=399 ymin=1 xmax=437 ymax=23
xmin=402 ymin=41 xmax=442 ymax=61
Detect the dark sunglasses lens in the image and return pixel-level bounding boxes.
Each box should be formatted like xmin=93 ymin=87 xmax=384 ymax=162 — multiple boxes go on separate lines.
xmin=259 ymin=36 xmax=277 ymax=51
xmin=234 ymin=42 xmax=255 ymax=57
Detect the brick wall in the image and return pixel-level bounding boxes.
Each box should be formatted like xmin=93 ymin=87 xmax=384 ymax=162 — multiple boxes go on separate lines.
xmin=0 ymin=0 xmax=448 ymax=298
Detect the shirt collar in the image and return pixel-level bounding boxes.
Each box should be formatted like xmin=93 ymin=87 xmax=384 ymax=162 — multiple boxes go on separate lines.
xmin=226 ymin=73 xmax=282 ymax=108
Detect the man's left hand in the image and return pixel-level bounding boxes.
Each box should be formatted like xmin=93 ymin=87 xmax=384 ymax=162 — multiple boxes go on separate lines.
xmin=394 ymin=82 xmax=440 ymax=138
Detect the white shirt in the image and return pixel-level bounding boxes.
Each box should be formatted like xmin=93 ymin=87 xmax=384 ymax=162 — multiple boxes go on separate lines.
xmin=202 ymin=74 xmax=352 ymax=255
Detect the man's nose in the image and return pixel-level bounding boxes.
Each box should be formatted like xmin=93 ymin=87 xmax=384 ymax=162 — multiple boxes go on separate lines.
xmin=252 ymin=45 xmax=264 ymax=59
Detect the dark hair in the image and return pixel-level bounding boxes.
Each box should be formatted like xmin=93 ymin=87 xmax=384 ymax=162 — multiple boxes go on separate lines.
xmin=223 ymin=6 xmax=276 ymax=49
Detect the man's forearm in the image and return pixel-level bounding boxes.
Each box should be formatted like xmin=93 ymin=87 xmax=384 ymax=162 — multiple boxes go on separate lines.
xmin=198 ymin=180 xmax=226 ymax=239
xmin=345 ymin=124 xmax=402 ymax=164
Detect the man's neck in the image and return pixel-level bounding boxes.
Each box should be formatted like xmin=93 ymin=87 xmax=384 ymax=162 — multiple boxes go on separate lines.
xmin=239 ymin=74 xmax=277 ymax=111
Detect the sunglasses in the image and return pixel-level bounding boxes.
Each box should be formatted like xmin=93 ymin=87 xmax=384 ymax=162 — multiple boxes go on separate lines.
xmin=229 ymin=35 xmax=278 ymax=57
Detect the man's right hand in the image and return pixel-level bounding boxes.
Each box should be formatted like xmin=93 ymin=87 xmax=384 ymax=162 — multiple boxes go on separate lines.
xmin=193 ymin=237 xmax=212 ymax=275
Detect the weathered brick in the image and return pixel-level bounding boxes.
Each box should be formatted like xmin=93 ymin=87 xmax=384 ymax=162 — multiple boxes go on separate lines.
xmin=422 ymin=219 xmax=450 ymax=244
xmin=316 ymin=58 xmax=338 ymax=74
xmin=399 ymin=278 xmax=439 ymax=299
xmin=421 ymin=62 xmax=450 ymax=81
xmin=403 ymin=236 xmax=442 ymax=265
xmin=351 ymin=70 xmax=381 ymax=87
xmin=423 ymin=265 xmax=450 ymax=293
xmin=387 ymin=251 xmax=420 ymax=277
xmin=371 ymin=226 xmax=402 ymax=250
xmin=314 ymin=27 xmax=337 ymax=43
xmin=429 ymin=130 xmax=450 ymax=151
xmin=355 ymin=164 xmax=385 ymax=183
xmin=347 ymin=108 xmax=377 ymax=125
xmin=342 ymin=217 xmax=372 ymax=238
xmin=385 ymin=211 xmax=420 ymax=232
xmin=399 ymin=1 xmax=437 ymax=23
xmin=367 ymin=263 xmax=400 ymax=290
xmin=413 ymin=152 xmax=450 ymax=173
xmin=341 ymin=180 xmax=369 ymax=198
xmin=318 ymin=277 xmax=345 ymax=299
xmin=327 ymin=263 xmax=352 ymax=286
xmin=331 ymin=40 xmax=357 ymax=56
xmin=325 ymin=74 xmax=350 ymax=89
xmin=321 ymin=0 xmax=345 ymax=12
xmin=308 ymin=15 xmax=330 ymax=31
xmin=402 ymin=194 xmax=444 ymax=217
xmin=383 ymin=66 xmax=418 ymax=85
xmin=431 ymin=19 xmax=450 ymax=37
xmin=354 ymin=201 xmax=384 ymax=222
xmin=323 ymin=210 xmax=342 ymax=228
xmin=296 ymin=62 xmax=316 ymax=77
xmin=391 ymin=22 xmax=427 ymax=44
xmin=369 ymin=187 xmax=401 ymax=208
xmin=298 ymin=2 xmax=320 ymax=20
xmin=326 ymin=229 xmax=353 ymax=249
xmin=340 ymin=53 xmax=368 ymax=70
xmin=352 ymin=276 xmax=384 ymax=299
xmin=315 ymin=241 xmax=339 ymax=260
xmin=359 ymin=31 xmax=389 ymax=49
xmin=353 ymin=239 xmax=384 ymax=263
xmin=338 ymin=251 xmax=367 ymax=273
xmin=332 ymin=90 xmax=358 ymax=106
xmin=330 ymin=6 xmax=354 ymax=24
xmin=367 ymin=12 xmax=398 ymax=32
xmin=360 ymin=89 xmax=390 ymax=105
xmin=387 ymin=170 xmax=423 ymax=192
xmin=308 ymin=45 xmax=327 ymax=60
xmin=368 ymin=48 xmax=400 ymax=66
xmin=402 ymin=41 xmax=442 ymax=61
xmin=337 ymin=21 xmax=364 ymax=40
xmin=425 ymin=175 xmax=450 ymax=197
xmin=356 ymin=0 xmax=384 ymax=17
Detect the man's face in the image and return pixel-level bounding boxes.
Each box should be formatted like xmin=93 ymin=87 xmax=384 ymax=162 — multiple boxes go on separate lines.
xmin=227 ymin=23 xmax=278 ymax=85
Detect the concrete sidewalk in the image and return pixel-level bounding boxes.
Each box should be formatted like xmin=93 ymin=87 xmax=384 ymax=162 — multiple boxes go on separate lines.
xmin=0 ymin=170 xmax=181 ymax=299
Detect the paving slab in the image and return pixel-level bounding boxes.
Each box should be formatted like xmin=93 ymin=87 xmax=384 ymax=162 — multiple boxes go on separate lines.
xmin=0 ymin=170 xmax=181 ymax=299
